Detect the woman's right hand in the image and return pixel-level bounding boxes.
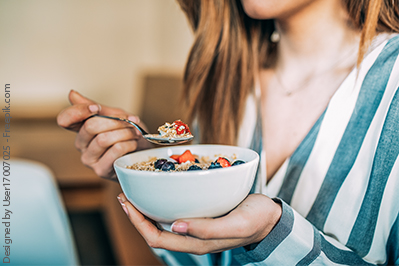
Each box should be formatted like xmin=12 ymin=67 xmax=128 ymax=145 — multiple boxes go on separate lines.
xmin=57 ymin=90 xmax=152 ymax=181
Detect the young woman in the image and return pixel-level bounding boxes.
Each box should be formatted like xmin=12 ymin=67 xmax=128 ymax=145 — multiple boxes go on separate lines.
xmin=57 ymin=0 xmax=399 ymax=264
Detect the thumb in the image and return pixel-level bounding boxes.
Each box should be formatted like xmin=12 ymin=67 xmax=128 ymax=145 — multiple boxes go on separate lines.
xmin=57 ymin=90 xmax=102 ymax=132
xmin=68 ymin=90 xmax=96 ymax=105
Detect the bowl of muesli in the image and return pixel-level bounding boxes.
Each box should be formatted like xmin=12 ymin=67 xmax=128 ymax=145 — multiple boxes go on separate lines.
xmin=113 ymin=144 xmax=259 ymax=225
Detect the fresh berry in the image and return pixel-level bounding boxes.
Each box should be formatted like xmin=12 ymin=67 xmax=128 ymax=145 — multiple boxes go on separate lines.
xmin=216 ymin=157 xmax=231 ymax=168
xmin=178 ymin=150 xmax=196 ymax=163
xmin=171 ymin=150 xmax=196 ymax=164
xmin=208 ymin=162 xmax=222 ymax=170
xmin=170 ymin=154 xmax=180 ymax=161
xmin=232 ymin=160 xmax=245 ymax=166
xmin=187 ymin=165 xmax=202 ymax=171
xmin=154 ymin=159 xmax=167 ymax=169
xmin=161 ymin=161 xmax=175 ymax=171
xmin=173 ymin=120 xmax=191 ymax=135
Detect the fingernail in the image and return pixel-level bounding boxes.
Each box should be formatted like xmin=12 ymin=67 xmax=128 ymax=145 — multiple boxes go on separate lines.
xmin=128 ymin=115 xmax=140 ymax=123
xmin=117 ymin=196 xmax=123 ymax=204
xmin=120 ymin=202 xmax=128 ymax=215
xmin=117 ymin=194 xmax=127 ymax=203
xmin=171 ymin=221 xmax=188 ymax=234
xmin=89 ymin=104 xmax=99 ymax=113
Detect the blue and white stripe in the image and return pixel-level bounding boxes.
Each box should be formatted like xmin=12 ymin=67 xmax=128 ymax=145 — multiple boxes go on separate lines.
xmin=234 ymin=33 xmax=399 ymax=265
xmin=150 ymin=33 xmax=399 ymax=265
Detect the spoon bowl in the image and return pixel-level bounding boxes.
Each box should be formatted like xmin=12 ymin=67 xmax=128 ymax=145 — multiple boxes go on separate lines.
xmin=87 ymin=114 xmax=193 ymax=145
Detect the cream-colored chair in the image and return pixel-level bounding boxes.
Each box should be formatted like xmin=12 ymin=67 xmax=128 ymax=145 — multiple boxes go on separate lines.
xmin=7 ymin=158 xmax=79 ymax=265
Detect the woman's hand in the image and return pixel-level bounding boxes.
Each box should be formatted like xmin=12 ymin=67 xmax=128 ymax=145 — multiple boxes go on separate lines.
xmin=117 ymin=193 xmax=282 ymax=255
xmin=57 ymin=90 xmax=152 ymax=181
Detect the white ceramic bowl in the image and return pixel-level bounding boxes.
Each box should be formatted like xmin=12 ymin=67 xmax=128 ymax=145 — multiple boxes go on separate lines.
xmin=114 ymin=144 xmax=259 ymax=224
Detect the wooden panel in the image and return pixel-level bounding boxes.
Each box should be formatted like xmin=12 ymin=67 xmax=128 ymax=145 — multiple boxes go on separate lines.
xmin=140 ymin=73 xmax=185 ymax=133
xmin=13 ymin=118 xmax=102 ymax=187
xmin=61 ymin=186 xmax=105 ymax=211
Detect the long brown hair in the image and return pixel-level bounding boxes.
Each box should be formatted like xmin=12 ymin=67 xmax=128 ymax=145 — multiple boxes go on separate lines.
xmin=177 ymin=0 xmax=399 ymax=145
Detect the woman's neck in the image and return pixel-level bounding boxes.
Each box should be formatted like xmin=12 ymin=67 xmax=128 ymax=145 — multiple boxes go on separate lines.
xmin=275 ymin=0 xmax=361 ymax=72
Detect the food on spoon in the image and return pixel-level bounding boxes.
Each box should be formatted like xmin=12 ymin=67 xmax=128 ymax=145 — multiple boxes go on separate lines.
xmin=172 ymin=120 xmax=191 ymax=135
xmin=157 ymin=120 xmax=192 ymax=139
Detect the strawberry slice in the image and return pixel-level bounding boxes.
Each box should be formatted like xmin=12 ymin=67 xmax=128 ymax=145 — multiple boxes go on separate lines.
xmin=216 ymin=157 xmax=231 ymax=168
xmin=170 ymin=150 xmax=196 ymax=164
xmin=177 ymin=150 xmax=196 ymax=163
xmin=173 ymin=120 xmax=191 ymax=135
xmin=170 ymin=154 xmax=180 ymax=161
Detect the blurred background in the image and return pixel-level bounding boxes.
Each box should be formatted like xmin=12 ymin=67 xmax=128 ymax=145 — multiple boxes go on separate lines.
xmin=0 ymin=0 xmax=193 ymax=265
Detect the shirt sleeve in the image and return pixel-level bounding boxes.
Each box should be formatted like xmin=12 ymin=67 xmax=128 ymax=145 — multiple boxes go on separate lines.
xmin=232 ymin=198 xmax=383 ymax=266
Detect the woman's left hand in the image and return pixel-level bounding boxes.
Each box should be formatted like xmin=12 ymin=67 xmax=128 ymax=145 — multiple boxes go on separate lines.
xmin=117 ymin=193 xmax=282 ymax=255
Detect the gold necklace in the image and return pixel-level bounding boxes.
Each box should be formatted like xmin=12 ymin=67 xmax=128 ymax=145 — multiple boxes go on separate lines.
xmin=274 ymin=46 xmax=358 ymax=96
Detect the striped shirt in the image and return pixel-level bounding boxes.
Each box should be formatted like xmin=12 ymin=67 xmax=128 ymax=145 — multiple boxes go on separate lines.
xmin=154 ymin=33 xmax=399 ymax=265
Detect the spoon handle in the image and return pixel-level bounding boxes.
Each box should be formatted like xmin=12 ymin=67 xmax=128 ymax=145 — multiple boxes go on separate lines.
xmin=86 ymin=114 xmax=149 ymax=135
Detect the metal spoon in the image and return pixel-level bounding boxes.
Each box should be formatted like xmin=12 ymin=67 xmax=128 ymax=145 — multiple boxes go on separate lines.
xmin=86 ymin=114 xmax=193 ymax=145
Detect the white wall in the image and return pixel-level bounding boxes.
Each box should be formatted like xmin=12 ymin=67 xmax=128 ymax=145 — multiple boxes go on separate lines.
xmin=0 ymin=0 xmax=193 ymax=115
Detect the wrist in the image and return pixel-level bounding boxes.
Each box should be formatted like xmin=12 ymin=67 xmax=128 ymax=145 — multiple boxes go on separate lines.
xmin=256 ymin=197 xmax=282 ymax=243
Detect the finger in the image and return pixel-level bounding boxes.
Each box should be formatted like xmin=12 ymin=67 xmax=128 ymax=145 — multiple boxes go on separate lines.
xmin=68 ymin=90 xmax=96 ymax=105
xmin=118 ymin=194 xmax=243 ymax=255
xmin=117 ymin=193 xmax=164 ymax=243
xmin=75 ymin=116 xmax=139 ymax=151
xmin=65 ymin=90 xmax=127 ymax=127
xmin=90 ymin=140 xmax=139 ymax=179
xmin=173 ymin=195 xmax=275 ymax=240
xmin=172 ymin=213 xmax=250 ymax=240
xmin=74 ymin=94 xmax=127 ymax=118
xmin=57 ymin=103 xmax=101 ymax=132
xmin=81 ymin=128 xmax=139 ymax=164
xmin=68 ymin=90 xmax=127 ymax=117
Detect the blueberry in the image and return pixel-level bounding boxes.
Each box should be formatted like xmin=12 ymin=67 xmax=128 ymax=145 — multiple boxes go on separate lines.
xmin=161 ymin=161 xmax=175 ymax=171
xmin=187 ymin=165 xmax=202 ymax=171
xmin=194 ymin=158 xmax=200 ymax=163
xmin=232 ymin=160 xmax=245 ymax=166
xmin=154 ymin=159 xmax=167 ymax=169
xmin=208 ymin=162 xmax=222 ymax=170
